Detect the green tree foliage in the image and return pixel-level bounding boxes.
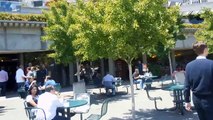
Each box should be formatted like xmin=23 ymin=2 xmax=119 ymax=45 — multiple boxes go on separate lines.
xmin=71 ymin=0 xmax=180 ymax=119
xmin=43 ymin=0 xmax=180 ymax=119
xmin=73 ymin=0 xmax=180 ymax=63
xmin=195 ymin=9 xmax=213 ymax=53
xmin=0 ymin=13 xmax=45 ymax=21
xmin=42 ymin=0 xmax=77 ymax=64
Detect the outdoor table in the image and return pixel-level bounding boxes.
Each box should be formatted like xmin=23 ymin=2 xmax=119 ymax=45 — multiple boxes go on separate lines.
xmin=163 ymin=84 xmax=185 ymax=115
xmin=57 ymin=99 xmax=88 ymax=119
xmin=142 ymin=75 xmax=158 ymax=89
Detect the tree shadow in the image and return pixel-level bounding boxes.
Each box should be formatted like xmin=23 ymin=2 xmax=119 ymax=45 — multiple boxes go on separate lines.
xmin=90 ymin=91 xmax=132 ymax=105
xmin=0 ymin=106 xmax=15 ymax=116
xmin=108 ymin=109 xmax=199 ymax=120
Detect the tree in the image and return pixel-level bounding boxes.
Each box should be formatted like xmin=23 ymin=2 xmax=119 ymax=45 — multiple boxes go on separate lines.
xmin=72 ymin=0 xmax=180 ymax=119
xmin=42 ymin=0 xmax=85 ymax=81
xmin=195 ymin=9 xmax=213 ymax=53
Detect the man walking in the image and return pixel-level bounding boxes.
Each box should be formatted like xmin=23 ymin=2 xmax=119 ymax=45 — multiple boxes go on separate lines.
xmin=184 ymin=41 xmax=213 ymax=120
xmin=0 ymin=66 xmax=8 ymax=96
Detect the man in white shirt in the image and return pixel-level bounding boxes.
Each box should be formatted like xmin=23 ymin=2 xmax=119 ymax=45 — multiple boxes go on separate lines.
xmin=15 ymin=64 xmax=28 ymax=90
xmin=102 ymin=72 xmax=116 ymax=95
xmin=37 ymin=85 xmax=69 ymax=120
xmin=0 ymin=66 xmax=8 ymax=96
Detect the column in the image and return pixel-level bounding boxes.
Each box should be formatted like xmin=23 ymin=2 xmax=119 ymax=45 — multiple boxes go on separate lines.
xmin=100 ymin=59 xmax=105 ymax=76
xmin=171 ymin=50 xmax=176 ymax=72
xmin=142 ymin=54 xmax=147 ymax=64
xmin=108 ymin=58 xmax=115 ymax=76
xmin=69 ymin=63 xmax=74 ymax=85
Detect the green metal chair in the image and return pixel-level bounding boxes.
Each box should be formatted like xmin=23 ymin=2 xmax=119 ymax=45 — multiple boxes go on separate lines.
xmin=85 ymin=98 xmax=110 ymax=120
xmin=23 ymin=101 xmax=46 ymax=120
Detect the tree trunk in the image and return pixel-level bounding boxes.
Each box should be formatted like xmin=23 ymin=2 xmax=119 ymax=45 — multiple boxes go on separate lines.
xmin=76 ymin=59 xmax=80 ymax=82
xmin=128 ymin=63 xmax=135 ymax=120
xmin=168 ymin=51 xmax=173 ymax=76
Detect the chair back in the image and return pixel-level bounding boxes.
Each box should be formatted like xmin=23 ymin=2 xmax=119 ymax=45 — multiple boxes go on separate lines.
xmin=174 ymin=72 xmax=185 ymax=84
xmin=73 ymin=81 xmax=86 ymax=95
xmin=100 ymin=99 xmax=110 ymax=118
xmin=23 ymin=101 xmax=46 ymax=120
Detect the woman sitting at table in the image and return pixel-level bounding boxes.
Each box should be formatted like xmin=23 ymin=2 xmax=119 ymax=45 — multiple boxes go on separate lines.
xmin=26 ymin=84 xmax=39 ymax=107
xmin=172 ymin=65 xmax=185 ymax=84
xmin=133 ymin=68 xmax=144 ymax=90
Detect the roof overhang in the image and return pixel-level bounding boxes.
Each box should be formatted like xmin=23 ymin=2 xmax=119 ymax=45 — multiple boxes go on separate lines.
xmin=0 ymin=20 xmax=47 ymax=27
xmin=0 ymin=49 xmax=52 ymax=54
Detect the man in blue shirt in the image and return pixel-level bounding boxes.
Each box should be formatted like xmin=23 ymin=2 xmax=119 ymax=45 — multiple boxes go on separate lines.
xmin=184 ymin=41 xmax=213 ymax=120
xmin=39 ymin=76 xmax=56 ymax=91
xmin=102 ymin=72 xmax=116 ymax=95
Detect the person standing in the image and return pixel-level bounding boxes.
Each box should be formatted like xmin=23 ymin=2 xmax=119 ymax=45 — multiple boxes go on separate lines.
xmin=15 ymin=64 xmax=27 ymax=90
xmin=184 ymin=41 xmax=213 ymax=120
xmin=137 ymin=60 xmax=143 ymax=75
xmin=36 ymin=64 xmax=48 ymax=86
xmin=0 ymin=66 xmax=8 ymax=96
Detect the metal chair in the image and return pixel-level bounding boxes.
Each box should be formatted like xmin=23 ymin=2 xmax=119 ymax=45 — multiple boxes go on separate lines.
xmin=73 ymin=81 xmax=86 ymax=96
xmin=23 ymin=101 xmax=46 ymax=120
xmin=85 ymin=98 xmax=110 ymax=120
xmin=174 ymin=71 xmax=185 ymax=85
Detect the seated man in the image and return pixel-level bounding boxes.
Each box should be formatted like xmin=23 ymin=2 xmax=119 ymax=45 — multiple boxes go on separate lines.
xmin=36 ymin=85 xmax=70 ymax=120
xmin=39 ymin=76 xmax=56 ymax=91
xmin=102 ymin=72 xmax=116 ymax=95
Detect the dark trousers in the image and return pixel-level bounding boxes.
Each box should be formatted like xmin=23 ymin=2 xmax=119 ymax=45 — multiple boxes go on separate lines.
xmin=52 ymin=115 xmax=69 ymax=120
xmin=193 ymin=94 xmax=213 ymax=120
xmin=17 ymin=82 xmax=25 ymax=90
xmin=0 ymin=82 xmax=7 ymax=96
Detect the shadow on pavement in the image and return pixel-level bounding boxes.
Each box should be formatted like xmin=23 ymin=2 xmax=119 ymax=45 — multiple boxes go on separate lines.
xmin=0 ymin=106 xmax=15 ymax=116
xmin=108 ymin=109 xmax=199 ymax=120
xmin=91 ymin=91 xmax=131 ymax=105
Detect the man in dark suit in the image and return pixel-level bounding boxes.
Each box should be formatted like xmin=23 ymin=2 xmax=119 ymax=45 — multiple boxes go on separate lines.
xmin=36 ymin=64 xmax=47 ymax=86
xmin=184 ymin=41 xmax=213 ymax=120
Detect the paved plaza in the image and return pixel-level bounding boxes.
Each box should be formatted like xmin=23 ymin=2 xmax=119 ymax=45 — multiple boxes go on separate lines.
xmin=0 ymin=81 xmax=199 ymax=120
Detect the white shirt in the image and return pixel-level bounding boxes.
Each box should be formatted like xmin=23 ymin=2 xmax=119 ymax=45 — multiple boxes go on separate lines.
xmin=0 ymin=70 xmax=8 ymax=82
xmin=26 ymin=95 xmax=39 ymax=103
xmin=37 ymin=92 xmax=63 ymax=120
xmin=15 ymin=68 xmax=26 ymax=83
xmin=196 ymin=55 xmax=206 ymax=59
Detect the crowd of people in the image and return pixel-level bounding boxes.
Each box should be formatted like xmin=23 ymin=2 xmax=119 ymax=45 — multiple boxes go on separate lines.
xmin=14 ymin=63 xmax=70 ymax=120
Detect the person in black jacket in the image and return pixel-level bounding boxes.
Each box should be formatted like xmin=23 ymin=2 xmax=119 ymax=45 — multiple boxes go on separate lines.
xmin=184 ymin=41 xmax=213 ymax=120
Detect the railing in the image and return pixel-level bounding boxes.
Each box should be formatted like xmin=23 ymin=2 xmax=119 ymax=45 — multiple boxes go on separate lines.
xmin=0 ymin=1 xmax=21 ymax=12
xmin=0 ymin=1 xmax=47 ymax=13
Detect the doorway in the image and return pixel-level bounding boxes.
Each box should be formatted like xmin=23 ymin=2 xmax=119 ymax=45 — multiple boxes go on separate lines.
xmin=0 ymin=54 xmax=19 ymax=91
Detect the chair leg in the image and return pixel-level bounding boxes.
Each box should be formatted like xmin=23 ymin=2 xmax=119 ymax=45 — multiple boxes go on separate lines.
xmin=80 ymin=113 xmax=83 ymax=120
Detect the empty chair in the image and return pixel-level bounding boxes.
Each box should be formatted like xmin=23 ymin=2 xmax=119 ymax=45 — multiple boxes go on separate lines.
xmin=174 ymin=71 xmax=185 ymax=85
xmin=73 ymin=81 xmax=86 ymax=96
xmin=23 ymin=101 xmax=46 ymax=120
xmin=85 ymin=98 xmax=110 ymax=120
xmin=70 ymin=93 xmax=90 ymax=120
